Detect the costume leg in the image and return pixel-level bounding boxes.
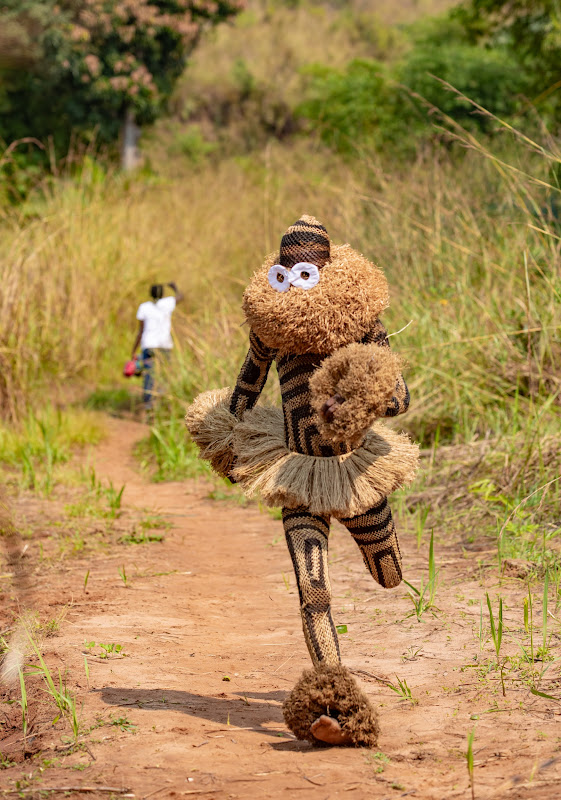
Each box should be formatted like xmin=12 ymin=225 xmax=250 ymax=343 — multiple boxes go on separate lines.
xmin=339 ymin=498 xmax=402 ymax=589
xmin=282 ymin=507 xmax=341 ymax=667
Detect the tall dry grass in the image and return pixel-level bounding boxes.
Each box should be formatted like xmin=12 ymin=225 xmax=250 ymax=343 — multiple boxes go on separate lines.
xmin=1 ymin=134 xmax=560 ymax=428
xmin=1 ymin=124 xmax=560 ymax=557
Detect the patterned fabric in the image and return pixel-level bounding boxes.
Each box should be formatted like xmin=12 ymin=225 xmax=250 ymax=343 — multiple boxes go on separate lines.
xmin=283 ymin=507 xmax=341 ymax=667
xmin=280 ymin=215 xmax=331 ymax=269
xmin=230 ymin=320 xmax=409 ymax=665
xmin=230 ymin=321 xmax=409 ymax=429
xmin=229 ymin=330 xmax=276 ymax=421
xmin=339 ymin=497 xmax=402 ymax=589
xmin=277 ymin=351 xmax=351 ymax=457
xmin=283 ymin=498 xmax=402 ymax=666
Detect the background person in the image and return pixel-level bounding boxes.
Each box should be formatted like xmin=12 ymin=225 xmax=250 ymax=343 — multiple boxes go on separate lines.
xmin=132 ymin=282 xmax=183 ymax=411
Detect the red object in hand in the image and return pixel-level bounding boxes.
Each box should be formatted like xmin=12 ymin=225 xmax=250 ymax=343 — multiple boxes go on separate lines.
xmin=123 ymin=359 xmax=137 ymax=378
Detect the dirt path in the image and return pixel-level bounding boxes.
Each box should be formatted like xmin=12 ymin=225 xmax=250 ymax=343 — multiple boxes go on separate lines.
xmin=2 ymin=417 xmax=561 ymax=799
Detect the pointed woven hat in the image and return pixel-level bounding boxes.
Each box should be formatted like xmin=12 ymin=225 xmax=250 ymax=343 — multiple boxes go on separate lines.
xmin=279 ymin=214 xmax=331 ymax=269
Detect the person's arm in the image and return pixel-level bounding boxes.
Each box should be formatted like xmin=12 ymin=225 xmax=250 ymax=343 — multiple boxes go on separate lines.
xmin=168 ymin=281 xmax=184 ymax=304
xmin=131 ymin=320 xmax=144 ymax=359
xmin=229 ymin=330 xmax=276 ymax=421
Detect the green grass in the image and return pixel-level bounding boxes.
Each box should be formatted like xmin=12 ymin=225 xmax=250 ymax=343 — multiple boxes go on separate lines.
xmin=0 ymin=407 xmax=105 ymax=493
xmin=65 ymin=469 xmax=125 ymax=519
xmin=134 ymin=409 xmax=212 ymax=482
xmin=403 ymin=530 xmax=438 ymax=621
xmin=85 ymin=387 xmax=140 ymax=414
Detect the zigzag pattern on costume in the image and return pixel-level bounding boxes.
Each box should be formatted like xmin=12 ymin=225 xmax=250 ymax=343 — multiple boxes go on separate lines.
xmin=186 ymin=214 xmax=419 ymax=747
xmin=229 ymin=321 xmax=409 ymax=665
xmin=339 ymin=497 xmax=402 ymax=589
xmin=282 ymin=497 xmax=402 ymax=666
xmin=282 ymin=507 xmax=340 ymax=667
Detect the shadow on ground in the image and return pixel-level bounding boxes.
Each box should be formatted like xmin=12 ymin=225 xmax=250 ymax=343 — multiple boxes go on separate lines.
xmin=97 ymin=687 xmax=294 ymax=739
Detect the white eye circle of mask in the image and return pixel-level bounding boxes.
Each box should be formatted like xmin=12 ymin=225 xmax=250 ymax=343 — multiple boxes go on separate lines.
xmin=267 ymin=264 xmax=291 ymax=292
xmin=267 ymin=262 xmax=321 ymax=293
xmin=289 ymin=262 xmax=320 ymax=290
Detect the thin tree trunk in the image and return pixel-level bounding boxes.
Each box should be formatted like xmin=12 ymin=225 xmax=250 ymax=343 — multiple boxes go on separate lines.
xmin=121 ymin=107 xmax=141 ymax=171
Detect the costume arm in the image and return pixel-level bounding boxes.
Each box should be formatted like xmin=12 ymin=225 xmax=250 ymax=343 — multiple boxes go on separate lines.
xmin=361 ymin=320 xmax=410 ymax=417
xmin=229 ymin=330 xmax=276 ymax=420
xmin=185 ymin=331 xmax=275 ymax=479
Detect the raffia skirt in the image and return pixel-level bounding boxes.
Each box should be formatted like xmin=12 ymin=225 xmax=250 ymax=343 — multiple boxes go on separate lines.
xmin=185 ymin=388 xmax=419 ymax=518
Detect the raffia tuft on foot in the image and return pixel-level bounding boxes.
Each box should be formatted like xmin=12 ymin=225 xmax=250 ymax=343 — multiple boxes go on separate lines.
xmin=282 ymin=664 xmax=380 ymax=747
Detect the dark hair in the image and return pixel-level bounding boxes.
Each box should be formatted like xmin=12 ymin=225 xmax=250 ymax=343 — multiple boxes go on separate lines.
xmin=150 ymin=284 xmax=164 ymax=300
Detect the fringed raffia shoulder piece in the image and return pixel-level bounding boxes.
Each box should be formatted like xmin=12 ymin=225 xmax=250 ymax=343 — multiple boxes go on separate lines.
xmin=242 ymin=244 xmax=389 ymax=355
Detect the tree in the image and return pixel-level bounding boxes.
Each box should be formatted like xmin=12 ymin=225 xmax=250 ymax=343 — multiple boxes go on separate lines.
xmin=454 ymin=1 xmax=561 ymax=118
xmin=0 ymin=0 xmax=244 ymax=156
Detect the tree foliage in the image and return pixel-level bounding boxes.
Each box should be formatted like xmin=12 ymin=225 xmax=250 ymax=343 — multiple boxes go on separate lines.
xmin=454 ymin=1 xmax=561 ymax=114
xmin=296 ymin=16 xmax=532 ymax=156
xmin=0 ymin=0 xmax=244 ymax=151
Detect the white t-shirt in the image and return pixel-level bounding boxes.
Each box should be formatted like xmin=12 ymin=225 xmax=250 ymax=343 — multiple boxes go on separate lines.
xmin=136 ymin=296 xmax=176 ymax=350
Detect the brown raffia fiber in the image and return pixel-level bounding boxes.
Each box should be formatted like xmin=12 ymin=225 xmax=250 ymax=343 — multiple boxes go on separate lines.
xmin=282 ymin=664 xmax=380 ymax=747
xmin=243 ymin=244 xmax=389 ymax=355
xmin=185 ymin=390 xmax=419 ymax=517
xmin=309 ymin=343 xmax=402 ymax=447
xmin=184 ymin=387 xmax=236 ymax=478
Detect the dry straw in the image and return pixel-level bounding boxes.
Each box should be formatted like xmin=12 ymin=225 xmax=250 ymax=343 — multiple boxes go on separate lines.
xmin=282 ymin=663 xmax=380 ymax=747
xmin=243 ymin=244 xmax=389 ymax=355
xmin=309 ymin=342 xmax=402 ymax=446
xmin=185 ymin=388 xmax=419 ymax=517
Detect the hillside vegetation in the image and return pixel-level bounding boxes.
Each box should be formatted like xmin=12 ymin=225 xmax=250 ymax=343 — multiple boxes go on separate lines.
xmin=1 ymin=0 xmax=560 ymax=571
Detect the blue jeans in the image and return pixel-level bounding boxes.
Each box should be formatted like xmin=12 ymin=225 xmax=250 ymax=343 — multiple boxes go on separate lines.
xmin=142 ymin=348 xmax=170 ymax=408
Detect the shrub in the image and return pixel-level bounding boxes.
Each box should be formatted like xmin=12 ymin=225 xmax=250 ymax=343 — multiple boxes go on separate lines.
xmin=296 ymin=59 xmax=410 ymax=155
xmin=398 ymin=18 xmax=532 ymax=131
xmin=296 ymin=35 xmax=532 ymax=154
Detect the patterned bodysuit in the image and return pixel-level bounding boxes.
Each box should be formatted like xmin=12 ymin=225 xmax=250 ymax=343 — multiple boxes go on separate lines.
xmin=229 ymin=320 xmax=410 ymax=667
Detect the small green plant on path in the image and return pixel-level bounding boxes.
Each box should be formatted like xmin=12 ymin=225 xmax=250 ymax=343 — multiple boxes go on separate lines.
xmin=486 ymin=592 xmax=506 ymax=696
xmin=415 ymin=504 xmax=431 ymax=549
xmin=476 ymin=599 xmax=488 ymax=651
xmin=522 ymin=587 xmax=535 ymax=668
xmin=367 ymin=751 xmax=391 ymax=773
xmin=104 ymin=481 xmax=125 ymax=517
xmin=18 ymin=668 xmax=28 ymax=745
xmin=119 ymin=528 xmax=164 ymax=545
xmin=521 ymin=576 xmax=559 ymax=698
xmin=24 ymin=628 xmax=81 ymax=741
xmin=387 ymin=675 xmax=416 ymax=704
xmin=401 ymin=646 xmax=423 ymax=662
xmin=0 ymin=751 xmax=15 ymax=769
xmin=466 ymin=727 xmax=476 ymax=800
xmin=403 ymin=529 xmax=438 ymax=621
xmin=537 ymin=571 xmax=551 ymax=663
xmin=66 ymin=469 xmax=125 ymax=520
xmin=109 ymin=715 xmax=137 ymax=733
xmin=84 ymin=641 xmax=126 ymax=659
xmin=118 ymin=565 xmax=129 ymax=587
